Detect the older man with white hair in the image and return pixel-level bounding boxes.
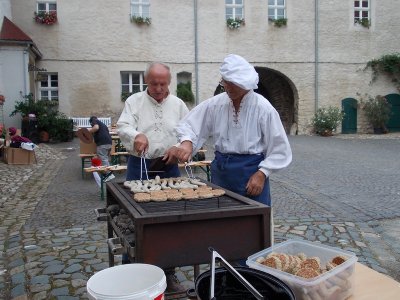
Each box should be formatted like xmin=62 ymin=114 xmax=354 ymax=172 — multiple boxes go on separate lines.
xmin=175 ymin=54 xmax=292 ymax=206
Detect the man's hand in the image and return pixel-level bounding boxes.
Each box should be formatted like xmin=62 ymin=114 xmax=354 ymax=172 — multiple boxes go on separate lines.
xmin=134 ymin=133 xmax=149 ymax=155
xmin=176 ymin=141 xmax=193 ymax=163
xmin=246 ymin=170 xmax=266 ymax=197
xmin=163 ymin=146 xmax=179 ymax=165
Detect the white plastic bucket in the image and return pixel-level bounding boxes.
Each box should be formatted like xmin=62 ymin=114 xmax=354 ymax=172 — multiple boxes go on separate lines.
xmin=87 ymin=264 xmax=166 ymax=300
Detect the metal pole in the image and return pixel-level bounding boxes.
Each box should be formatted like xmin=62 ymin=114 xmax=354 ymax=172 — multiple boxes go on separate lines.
xmin=194 ymin=0 xmax=199 ymax=105
xmin=314 ymin=0 xmax=319 ymax=112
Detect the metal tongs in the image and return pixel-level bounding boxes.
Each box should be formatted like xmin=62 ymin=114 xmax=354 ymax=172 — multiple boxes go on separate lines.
xmin=209 ymin=247 xmax=264 ymax=300
xmin=184 ymin=160 xmax=195 ymax=179
xmin=140 ymin=153 xmax=149 ymax=183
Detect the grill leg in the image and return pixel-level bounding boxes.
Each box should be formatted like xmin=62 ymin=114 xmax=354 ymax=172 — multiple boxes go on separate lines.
xmin=194 ymin=264 xmax=200 ymax=279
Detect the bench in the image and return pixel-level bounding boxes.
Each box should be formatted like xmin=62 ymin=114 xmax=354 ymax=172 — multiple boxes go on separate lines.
xmin=72 ymin=117 xmax=112 ymax=130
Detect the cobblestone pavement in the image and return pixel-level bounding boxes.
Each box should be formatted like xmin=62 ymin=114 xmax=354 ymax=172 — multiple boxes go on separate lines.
xmin=0 ymin=133 xmax=399 ymax=299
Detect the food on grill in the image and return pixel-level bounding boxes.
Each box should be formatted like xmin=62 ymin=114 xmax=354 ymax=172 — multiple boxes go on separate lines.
xmin=125 ymin=177 xmax=227 ymax=202
xmin=197 ymin=185 xmax=213 ymax=191
xmin=183 ymin=193 xmax=199 ymax=200
xmin=166 ymin=191 xmax=183 ymax=201
xmin=212 ymin=189 xmax=226 ymax=197
xmin=189 ymin=178 xmax=207 ymax=186
xmin=149 ymin=191 xmax=168 ymax=201
xmin=133 ymin=192 xmax=151 ymax=202
xmin=198 ymin=190 xmax=214 ymax=199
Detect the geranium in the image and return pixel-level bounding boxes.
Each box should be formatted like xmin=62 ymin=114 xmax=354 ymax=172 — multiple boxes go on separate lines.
xmin=34 ymin=11 xmax=57 ymax=25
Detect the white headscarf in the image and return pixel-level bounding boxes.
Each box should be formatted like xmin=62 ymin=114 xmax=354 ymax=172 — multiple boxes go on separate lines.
xmin=220 ymin=54 xmax=259 ymax=90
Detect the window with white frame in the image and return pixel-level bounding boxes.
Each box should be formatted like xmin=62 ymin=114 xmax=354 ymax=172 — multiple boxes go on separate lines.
xmin=268 ymin=0 xmax=285 ymax=20
xmin=354 ymin=0 xmax=370 ymax=23
xmin=131 ymin=0 xmax=150 ymax=18
xmin=121 ymin=72 xmax=147 ymax=99
xmin=225 ymin=0 xmax=244 ymax=20
xmin=37 ymin=1 xmax=57 ymax=13
xmin=39 ymin=73 xmax=58 ymax=101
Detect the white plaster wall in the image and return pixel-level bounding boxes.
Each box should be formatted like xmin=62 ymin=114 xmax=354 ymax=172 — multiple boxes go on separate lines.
xmin=0 ymin=46 xmax=28 ymax=128
xmin=7 ymin=0 xmax=400 ymax=133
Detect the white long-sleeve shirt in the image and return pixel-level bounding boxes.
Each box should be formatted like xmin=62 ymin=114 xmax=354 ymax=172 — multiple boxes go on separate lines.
xmin=117 ymin=90 xmax=189 ymax=159
xmin=175 ymin=91 xmax=292 ymax=177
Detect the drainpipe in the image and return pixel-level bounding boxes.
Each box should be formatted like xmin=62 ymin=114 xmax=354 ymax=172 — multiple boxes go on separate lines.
xmin=314 ymin=0 xmax=319 ymax=112
xmin=23 ymin=48 xmax=30 ymax=96
xmin=194 ymin=0 xmax=199 ymax=105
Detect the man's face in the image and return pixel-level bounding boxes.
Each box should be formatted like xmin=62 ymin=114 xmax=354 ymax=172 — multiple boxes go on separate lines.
xmin=220 ymin=79 xmax=248 ymax=102
xmin=145 ymin=65 xmax=171 ymax=103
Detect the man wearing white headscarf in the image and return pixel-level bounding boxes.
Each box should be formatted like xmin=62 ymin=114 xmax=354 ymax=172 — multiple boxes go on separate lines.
xmin=175 ymin=54 xmax=292 ymax=206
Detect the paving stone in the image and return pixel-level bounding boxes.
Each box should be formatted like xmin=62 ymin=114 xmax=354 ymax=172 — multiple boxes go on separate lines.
xmin=1 ymin=136 xmax=400 ymax=299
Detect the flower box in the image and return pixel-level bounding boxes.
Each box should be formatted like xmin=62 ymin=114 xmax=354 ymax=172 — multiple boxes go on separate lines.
xmin=34 ymin=11 xmax=57 ymax=25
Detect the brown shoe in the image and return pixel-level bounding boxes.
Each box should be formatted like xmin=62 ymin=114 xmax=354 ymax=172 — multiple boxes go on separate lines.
xmin=166 ymin=273 xmax=186 ymax=293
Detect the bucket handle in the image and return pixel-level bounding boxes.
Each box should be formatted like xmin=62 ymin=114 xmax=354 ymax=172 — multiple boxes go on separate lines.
xmin=208 ymin=247 xmax=264 ymax=300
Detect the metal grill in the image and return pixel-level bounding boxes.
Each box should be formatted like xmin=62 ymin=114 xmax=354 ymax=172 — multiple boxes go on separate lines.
xmin=103 ymin=180 xmax=271 ymax=270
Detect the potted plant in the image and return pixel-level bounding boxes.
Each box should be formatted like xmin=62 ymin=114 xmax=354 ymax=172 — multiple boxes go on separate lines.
xmin=311 ymin=106 xmax=344 ymax=136
xmin=269 ymin=18 xmax=288 ymax=27
xmin=131 ymin=15 xmax=151 ymax=25
xmin=355 ymin=18 xmax=370 ymax=28
xmin=226 ymin=18 xmax=245 ymax=29
xmin=34 ymin=11 xmax=57 ymax=25
xmin=360 ymin=94 xmax=392 ymax=134
xmin=10 ymin=94 xmax=73 ymax=142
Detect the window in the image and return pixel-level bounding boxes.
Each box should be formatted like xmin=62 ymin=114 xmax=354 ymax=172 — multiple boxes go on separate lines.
xmin=354 ymin=0 xmax=370 ymax=24
xmin=131 ymin=0 xmax=150 ymax=18
xmin=37 ymin=1 xmax=57 ymax=13
xmin=268 ymin=0 xmax=286 ymax=20
xmin=39 ymin=73 xmax=58 ymax=100
xmin=225 ymin=0 xmax=244 ymax=20
xmin=121 ymin=72 xmax=147 ymax=100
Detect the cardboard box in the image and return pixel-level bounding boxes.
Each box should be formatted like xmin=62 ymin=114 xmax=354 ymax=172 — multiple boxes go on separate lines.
xmin=80 ymin=141 xmax=97 ymax=154
xmin=3 ymin=147 xmax=37 ymax=165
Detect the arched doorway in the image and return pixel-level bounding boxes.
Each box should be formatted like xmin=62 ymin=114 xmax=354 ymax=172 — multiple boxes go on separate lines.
xmin=214 ymin=67 xmax=297 ymax=134
xmin=385 ymin=93 xmax=400 ymax=132
xmin=254 ymin=67 xmax=297 ymax=134
xmin=341 ymin=98 xmax=358 ymax=134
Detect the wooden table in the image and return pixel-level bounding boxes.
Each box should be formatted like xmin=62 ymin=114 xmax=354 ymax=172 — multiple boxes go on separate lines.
xmin=179 ymin=160 xmax=212 ymax=181
xmin=84 ymin=165 xmax=127 ymax=200
xmin=351 ymin=263 xmax=400 ymax=299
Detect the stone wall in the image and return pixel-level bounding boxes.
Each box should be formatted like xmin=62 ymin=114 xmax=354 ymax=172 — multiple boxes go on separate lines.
xmin=5 ymin=0 xmax=400 ymax=133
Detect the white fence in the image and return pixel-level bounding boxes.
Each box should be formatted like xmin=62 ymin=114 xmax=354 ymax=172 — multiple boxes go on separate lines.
xmin=72 ymin=117 xmax=112 ymax=129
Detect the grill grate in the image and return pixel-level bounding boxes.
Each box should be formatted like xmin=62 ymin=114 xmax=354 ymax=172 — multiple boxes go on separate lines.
xmin=133 ymin=195 xmax=244 ymax=213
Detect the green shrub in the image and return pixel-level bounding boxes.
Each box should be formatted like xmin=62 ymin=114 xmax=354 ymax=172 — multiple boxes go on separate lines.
xmin=177 ymin=82 xmax=195 ymax=103
xmin=311 ymin=106 xmax=344 ymax=135
xmin=359 ymin=94 xmax=392 ymax=131
xmin=10 ymin=94 xmax=73 ymax=142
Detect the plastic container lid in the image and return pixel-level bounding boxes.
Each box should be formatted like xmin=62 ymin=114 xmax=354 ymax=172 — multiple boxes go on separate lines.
xmin=87 ymin=264 xmax=166 ymax=300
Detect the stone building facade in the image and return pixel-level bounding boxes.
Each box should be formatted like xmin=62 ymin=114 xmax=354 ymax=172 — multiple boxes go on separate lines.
xmin=1 ymin=0 xmax=399 ymax=134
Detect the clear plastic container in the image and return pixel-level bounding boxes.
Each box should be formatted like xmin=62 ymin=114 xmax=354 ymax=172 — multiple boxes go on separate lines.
xmin=246 ymin=240 xmax=357 ymax=300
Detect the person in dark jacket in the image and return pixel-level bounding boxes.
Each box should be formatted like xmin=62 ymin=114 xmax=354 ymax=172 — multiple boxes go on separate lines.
xmin=88 ymin=116 xmax=114 ymax=181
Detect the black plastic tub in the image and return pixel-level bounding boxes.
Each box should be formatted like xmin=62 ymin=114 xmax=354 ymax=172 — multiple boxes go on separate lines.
xmin=195 ymin=266 xmax=296 ymax=300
